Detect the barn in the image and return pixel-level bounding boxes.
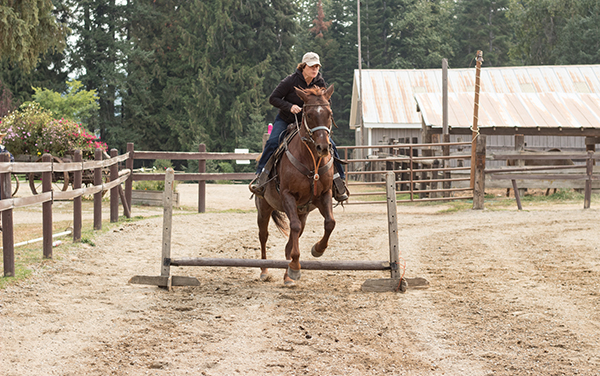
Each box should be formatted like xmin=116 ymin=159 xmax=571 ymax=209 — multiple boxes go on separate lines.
xmin=349 ymin=65 xmax=600 ymax=156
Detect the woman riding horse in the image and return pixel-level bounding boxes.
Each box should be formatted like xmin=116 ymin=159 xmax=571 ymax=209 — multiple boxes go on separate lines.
xmin=249 ymin=52 xmax=348 ymax=202
xmin=255 ymin=85 xmax=338 ymax=285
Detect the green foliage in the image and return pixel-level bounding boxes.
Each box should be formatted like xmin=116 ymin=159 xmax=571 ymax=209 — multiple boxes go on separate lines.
xmin=452 ymin=0 xmax=513 ymax=68
xmin=393 ymin=0 xmax=456 ymax=69
xmin=507 ymin=0 xmax=577 ymax=65
xmin=0 ymin=0 xmax=68 ymax=71
xmin=30 ymin=80 xmax=99 ymax=125
xmin=0 ymin=102 xmax=107 ymax=158
xmin=132 ymin=161 xmax=178 ymax=191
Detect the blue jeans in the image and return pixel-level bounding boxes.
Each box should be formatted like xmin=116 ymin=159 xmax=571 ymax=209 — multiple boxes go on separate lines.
xmin=256 ymin=114 xmax=345 ymax=179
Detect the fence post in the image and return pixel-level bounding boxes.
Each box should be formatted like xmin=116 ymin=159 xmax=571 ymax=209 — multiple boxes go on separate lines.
xmin=385 ymin=172 xmax=400 ymax=280
xmin=584 ymin=150 xmax=593 ymax=209
xmin=514 ymin=134 xmax=526 ymax=198
xmin=1 ymin=152 xmax=15 ymax=276
xmin=198 ymin=143 xmax=206 ymax=213
xmin=110 ymin=149 xmax=118 ymax=222
xmin=73 ymin=150 xmax=82 ymax=242
xmin=443 ymin=134 xmax=451 ymax=197
xmin=42 ymin=153 xmax=53 ymax=258
xmin=473 ymin=135 xmax=486 ymax=210
xmin=126 ymin=143 xmax=134 ymax=214
xmin=161 ymin=168 xmax=175 ymax=289
xmin=94 ymin=148 xmax=102 ymax=230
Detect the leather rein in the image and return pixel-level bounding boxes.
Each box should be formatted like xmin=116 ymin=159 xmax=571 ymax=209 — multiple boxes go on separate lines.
xmin=290 ymin=103 xmax=335 ymax=197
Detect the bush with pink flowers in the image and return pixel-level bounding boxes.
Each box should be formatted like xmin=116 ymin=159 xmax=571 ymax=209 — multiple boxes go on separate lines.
xmin=0 ymin=103 xmax=107 ymax=159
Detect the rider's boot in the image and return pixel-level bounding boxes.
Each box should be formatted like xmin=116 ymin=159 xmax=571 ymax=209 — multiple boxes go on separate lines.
xmin=249 ymin=169 xmax=269 ymax=197
xmin=332 ymin=173 xmax=349 ymax=202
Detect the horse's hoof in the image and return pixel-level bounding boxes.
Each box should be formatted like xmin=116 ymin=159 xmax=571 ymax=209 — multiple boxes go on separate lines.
xmin=311 ymin=245 xmax=324 ymax=258
xmin=283 ymin=277 xmax=296 ymax=287
xmin=287 ymin=266 xmax=301 ymax=281
xmin=260 ymin=273 xmax=271 ymax=282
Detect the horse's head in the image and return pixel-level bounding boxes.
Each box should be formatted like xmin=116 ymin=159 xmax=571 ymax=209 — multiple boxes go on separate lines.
xmin=295 ymin=85 xmax=335 ymax=158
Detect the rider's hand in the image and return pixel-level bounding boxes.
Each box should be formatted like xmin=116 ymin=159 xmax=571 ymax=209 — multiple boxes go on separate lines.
xmin=290 ymin=105 xmax=302 ymax=114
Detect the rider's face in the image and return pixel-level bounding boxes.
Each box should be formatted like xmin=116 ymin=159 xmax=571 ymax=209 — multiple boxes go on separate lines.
xmin=304 ymin=64 xmax=320 ymax=81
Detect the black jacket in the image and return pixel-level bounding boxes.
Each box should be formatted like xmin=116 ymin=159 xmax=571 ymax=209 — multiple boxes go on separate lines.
xmin=269 ymin=68 xmax=326 ymax=125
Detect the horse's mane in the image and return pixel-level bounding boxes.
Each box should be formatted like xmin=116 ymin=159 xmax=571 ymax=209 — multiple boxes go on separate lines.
xmin=304 ymin=86 xmax=327 ymax=97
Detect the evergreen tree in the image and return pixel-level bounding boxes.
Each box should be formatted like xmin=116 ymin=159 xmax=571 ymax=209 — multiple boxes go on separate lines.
xmin=507 ymin=0 xmax=575 ymax=66
xmin=360 ymin=0 xmax=402 ymax=69
xmin=393 ymin=0 xmax=456 ymax=69
xmin=453 ymin=0 xmax=513 ymax=68
xmin=0 ymin=0 xmax=67 ymax=71
xmin=70 ymin=0 xmax=127 ymax=148
xmin=553 ymin=0 xmax=600 ymax=65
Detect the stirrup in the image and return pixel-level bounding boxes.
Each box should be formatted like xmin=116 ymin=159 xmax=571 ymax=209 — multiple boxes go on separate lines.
xmin=333 ymin=174 xmax=349 ymax=202
xmin=249 ymin=171 xmax=269 ymax=197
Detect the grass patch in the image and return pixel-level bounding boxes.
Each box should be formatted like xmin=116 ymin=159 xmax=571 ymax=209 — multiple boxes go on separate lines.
xmin=0 ymin=210 xmax=151 ymax=289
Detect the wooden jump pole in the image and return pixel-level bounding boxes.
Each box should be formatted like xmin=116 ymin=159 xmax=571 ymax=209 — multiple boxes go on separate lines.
xmin=129 ymin=171 xmax=428 ymax=291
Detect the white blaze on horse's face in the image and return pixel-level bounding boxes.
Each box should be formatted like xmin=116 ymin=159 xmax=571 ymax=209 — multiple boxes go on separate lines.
xmin=295 ymin=85 xmax=336 ymax=158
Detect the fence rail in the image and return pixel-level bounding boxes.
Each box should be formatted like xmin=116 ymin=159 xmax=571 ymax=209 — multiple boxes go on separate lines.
xmin=338 ymin=141 xmax=475 ymax=204
xmin=1 ymin=149 xmax=131 ymax=277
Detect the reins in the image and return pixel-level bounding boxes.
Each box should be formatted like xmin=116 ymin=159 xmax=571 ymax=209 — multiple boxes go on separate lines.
xmin=294 ymin=105 xmax=333 ymax=196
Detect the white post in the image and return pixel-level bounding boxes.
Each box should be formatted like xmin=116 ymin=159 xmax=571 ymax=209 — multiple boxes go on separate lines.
xmin=161 ymin=168 xmax=175 ymax=287
xmin=385 ymin=172 xmax=400 ymax=279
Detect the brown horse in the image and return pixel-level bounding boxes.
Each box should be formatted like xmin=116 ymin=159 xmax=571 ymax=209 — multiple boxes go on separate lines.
xmin=255 ymin=85 xmax=336 ymax=286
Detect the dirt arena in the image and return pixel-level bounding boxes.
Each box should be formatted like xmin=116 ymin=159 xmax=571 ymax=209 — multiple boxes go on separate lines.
xmin=2 ymin=184 xmax=600 ymax=375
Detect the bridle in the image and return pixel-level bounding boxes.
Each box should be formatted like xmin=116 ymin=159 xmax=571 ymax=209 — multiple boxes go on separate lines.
xmin=298 ymin=102 xmax=332 ymax=141
xmin=292 ymin=102 xmax=335 ymax=196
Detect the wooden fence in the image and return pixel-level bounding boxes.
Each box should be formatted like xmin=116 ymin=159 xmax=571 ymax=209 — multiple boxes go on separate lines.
xmin=338 ymin=140 xmax=477 ymax=204
xmin=124 ymin=143 xmax=260 ymax=213
xmin=1 ymin=149 xmax=131 ymax=277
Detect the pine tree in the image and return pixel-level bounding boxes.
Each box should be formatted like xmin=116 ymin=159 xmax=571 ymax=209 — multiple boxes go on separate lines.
xmin=453 ymin=0 xmax=513 ymax=67
xmin=0 ymin=0 xmax=67 ymax=71
xmin=70 ymin=0 xmax=127 ymax=147
xmin=392 ymin=0 xmax=455 ymax=69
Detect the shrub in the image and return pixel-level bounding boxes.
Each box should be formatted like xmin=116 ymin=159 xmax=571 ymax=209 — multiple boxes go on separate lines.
xmin=133 ymin=163 xmax=178 ymax=191
xmin=0 ymin=103 xmax=107 ymax=159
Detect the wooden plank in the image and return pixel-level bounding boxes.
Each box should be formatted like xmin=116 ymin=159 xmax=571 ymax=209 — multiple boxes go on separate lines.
xmin=132 ymin=172 xmax=255 ymax=181
xmin=129 ymin=275 xmax=200 ymax=287
xmin=133 ymin=151 xmax=261 ymax=160
xmin=170 ymin=258 xmax=390 ymax=270
xmin=491 ymin=173 xmax=587 ymax=180
xmin=361 ymin=277 xmax=429 ymax=292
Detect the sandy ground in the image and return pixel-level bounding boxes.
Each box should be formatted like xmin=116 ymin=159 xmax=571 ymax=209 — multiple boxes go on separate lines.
xmin=2 ymin=184 xmax=600 ymax=375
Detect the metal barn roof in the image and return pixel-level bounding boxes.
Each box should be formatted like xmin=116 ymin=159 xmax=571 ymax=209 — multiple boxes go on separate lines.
xmin=350 ymin=65 xmax=600 ymax=130
xmin=415 ymin=92 xmax=600 ymax=130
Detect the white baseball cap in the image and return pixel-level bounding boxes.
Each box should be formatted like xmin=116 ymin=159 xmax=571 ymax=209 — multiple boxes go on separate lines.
xmin=302 ymin=52 xmax=321 ymax=67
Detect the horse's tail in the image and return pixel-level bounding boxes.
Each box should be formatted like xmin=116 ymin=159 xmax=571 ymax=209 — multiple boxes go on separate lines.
xmin=271 ymin=210 xmax=289 ymax=237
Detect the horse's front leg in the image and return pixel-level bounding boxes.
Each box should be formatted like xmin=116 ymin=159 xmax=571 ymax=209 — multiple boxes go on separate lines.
xmin=280 ymin=191 xmax=303 ymax=284
xmin=311 ymin=190 xmax=336 ymax=258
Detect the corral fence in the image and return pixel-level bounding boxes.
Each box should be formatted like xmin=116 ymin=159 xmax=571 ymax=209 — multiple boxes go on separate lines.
xmin=124 ymin=143 xmax=259 ymax=213
xmin=1 ymin=149 xmax=132 ymax=277
xmin=340 ymin=134 xmax=600 ymax=209
xmin=338 ymin=140 xmax=476 ymax=204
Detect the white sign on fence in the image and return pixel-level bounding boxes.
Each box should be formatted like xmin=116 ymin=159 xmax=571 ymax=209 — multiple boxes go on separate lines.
xmin=235 ymin=149 xmax=250 ymax=164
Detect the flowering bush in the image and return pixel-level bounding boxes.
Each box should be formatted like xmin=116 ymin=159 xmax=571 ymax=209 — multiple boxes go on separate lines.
xmin=0 ymin=103 xmax=107 ymax=159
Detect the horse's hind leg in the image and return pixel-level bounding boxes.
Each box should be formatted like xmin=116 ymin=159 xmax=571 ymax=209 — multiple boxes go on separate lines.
xmin=256 ymin=197 xmax=273 ymax=281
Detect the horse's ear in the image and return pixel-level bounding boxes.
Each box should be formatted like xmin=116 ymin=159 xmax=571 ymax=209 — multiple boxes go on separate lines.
xmin=324 ymin=84 xmax=334 ymax=101
xmin=295 ymin=87 xmax=309 ymax=103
